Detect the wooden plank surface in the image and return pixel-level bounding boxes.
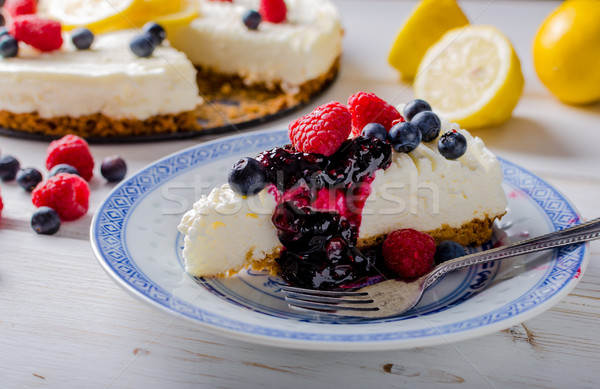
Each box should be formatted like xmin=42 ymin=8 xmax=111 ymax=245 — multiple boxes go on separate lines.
xmin=1 ymin=1 xmax=600 ymax=388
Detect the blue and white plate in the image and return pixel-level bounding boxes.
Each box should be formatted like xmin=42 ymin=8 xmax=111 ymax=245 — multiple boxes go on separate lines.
xmin=90 ymin=129 xmax=589 ymax=351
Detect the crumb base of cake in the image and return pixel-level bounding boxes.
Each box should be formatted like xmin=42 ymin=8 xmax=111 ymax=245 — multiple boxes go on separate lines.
xmin=0 ymin=110 xmax=199 ymax=138
xmin=194 ymin=213 xmax=504 ymax=279
xmin=0 ymin=58 xmax=339 ymax=140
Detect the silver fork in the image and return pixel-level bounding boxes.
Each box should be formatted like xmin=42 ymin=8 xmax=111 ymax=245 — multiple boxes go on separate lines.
xmin=280 ymin=217 xmax=600 ymax=319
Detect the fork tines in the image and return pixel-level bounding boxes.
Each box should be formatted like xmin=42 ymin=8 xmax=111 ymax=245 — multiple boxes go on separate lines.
xmin=280 ymin=285 xmax=379 ymax=314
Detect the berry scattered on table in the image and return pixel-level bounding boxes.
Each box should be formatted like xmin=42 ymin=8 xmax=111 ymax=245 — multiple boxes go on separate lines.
xmin=242 ymin=10 xmax=262 ymax=30
xmin=48 ymin=163 xmax=79 ymax=178
xmin=71 ymin=27 xmax=94 ymax=50
xmin=388 ymin=121 xmax=422 ymax=153
xmin=129 ymin=34 xmax=155 ymax=57
xmin=288 ymin=101 xmax=352 ymax=156
xmin=45 ymin=134 xmax=94 ymax=181
xmin=361 ymin=123 xmax=388 ymax=142
xmin=31 ymin=206 xmax=61 ymax=235
xmin=0 ymin=34 xmax=18 ymax=58
xmin=403 ymin=99 xmax=432 ymax=121
xmin=16 ymin=167 xmax=42 ymax=191
xmin=3 ymin=0 xmax=36 ymax=17
xmin=142 ymin=22 xmax=166 ymax=46
xmin=438 ymin=130 xmax=467 ymax=160
xmin=348 ymin=91 xmax=403 ymax=136
xmin=0 ymin=155 xmax=20 ymax=181
xmin=259 ymin=0 xmax=287 ymax=24
xmin=434 ymin=240 xmax=466 ymax=265
xmin=382 ymin=228 xmax=436 ymax=278
xmin=411 ymin=110 xmax=441 ymax=142
xmin=228 ymin=157 xmax=268 ymax=196
xmin=31 ymin=173 xmax=90 ymax=221
xmin=10 ymin=15 xmax=63 ymax=52
xmin=100 ymin=155 xmax=127 ymax=182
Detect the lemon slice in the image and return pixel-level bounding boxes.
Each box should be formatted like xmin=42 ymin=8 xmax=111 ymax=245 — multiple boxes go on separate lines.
xmin=388 ymin=0 xmax=469 ymax=82
xmin=41 ymin=0 xmax=198 ymax=34
xmin=414 ymin=25 xmax=524 ymax=129
xmin=40 ymin=0 xmax=140 ymax=32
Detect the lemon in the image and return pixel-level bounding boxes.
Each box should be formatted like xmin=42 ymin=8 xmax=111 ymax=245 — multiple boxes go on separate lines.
xmin=533 ymin=0 xmax=600 ymax=105
xmin=41 ymin=0 xmax=198 ymax=34
xmin=388 ymin=0 xmax=469 ymax=82
xmin=414 ymin=25 xmax=524 ymax=129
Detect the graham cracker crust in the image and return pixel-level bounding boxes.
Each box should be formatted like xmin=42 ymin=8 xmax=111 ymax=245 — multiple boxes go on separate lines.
xmin=0 ymin=110 xmax=198 ymax=138
xmin=0 ymin=58 xmax=340 ymax=138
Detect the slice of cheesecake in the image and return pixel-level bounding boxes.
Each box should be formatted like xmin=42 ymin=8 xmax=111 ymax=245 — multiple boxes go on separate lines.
xmin=178 ymin=108 xmax=507 ymax=286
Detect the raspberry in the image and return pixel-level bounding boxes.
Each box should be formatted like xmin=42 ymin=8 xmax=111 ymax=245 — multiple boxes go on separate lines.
xmin=382 ymin=229 xmax=436 ymax=278
xmin=31 ymin=173 xmax=90 ymax=221
xmin=0 ymin=187 xmax=4 ymax=218
xmin=10 ymin=15 xmax=63 ymax=52
xmin=46 ymin=134 xmax=94 ymax=181
xmin=348 ymin=92 xmax=404 ymax=136
xmin=259 ymin=0 xmax=287 ymax=23
xmin=288 ymin=101 xmax=351 ymax=156
xmin=4 ymin=0 xmax=37 ymax=17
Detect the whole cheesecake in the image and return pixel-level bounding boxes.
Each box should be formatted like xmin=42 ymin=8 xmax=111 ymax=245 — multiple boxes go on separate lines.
xmin=178 ymin=97 xmax=507 ymax=289
xmin=0 ymin=0 xmax=343 ymax=137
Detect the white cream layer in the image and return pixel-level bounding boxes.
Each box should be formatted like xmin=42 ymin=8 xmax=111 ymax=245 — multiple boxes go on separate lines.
xmin=178 ymin=120 xmax=507 ymax=277
xmin=168 ymin=0 xmax=343 ymax=90
xmin=0 ymin=30 xmax=200 ymax=119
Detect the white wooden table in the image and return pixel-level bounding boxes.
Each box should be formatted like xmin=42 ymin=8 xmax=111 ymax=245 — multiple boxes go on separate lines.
xmin=1 ymin=1 xmax=599 ymax=387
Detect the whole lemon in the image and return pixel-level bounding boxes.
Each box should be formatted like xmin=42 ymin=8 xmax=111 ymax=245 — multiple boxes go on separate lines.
xmin=533 ymin=0 xmax=600 ymax=105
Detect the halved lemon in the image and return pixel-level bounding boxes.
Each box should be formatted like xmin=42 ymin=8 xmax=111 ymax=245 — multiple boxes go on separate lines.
xmin=414 ymin=25 xmax=524 ymax=129
xmin=388 ymin=0 xmax=469 ymax=82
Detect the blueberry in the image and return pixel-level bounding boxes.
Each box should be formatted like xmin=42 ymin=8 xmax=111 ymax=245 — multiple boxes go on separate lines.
xmin=31 ymin=207 xmax=61 ymax=235
xmin=360 ymin=123 xmax=388 ymax=142
xmin=403 ymin=99 xmax=431 ymax=121
xmin=434 ymin=240 xmax=467 ymax=265
xmin=228 ymin=157 xmax=269 ymax=196
xmin=411 ymin=111 xmax=441 ymax=142
xmin=438 ymin=130 xmax=468 ymax=160
xmin=101 ymin=155 xmax=127 ymax=182
xmin=242 ymin=10 xmax=262 ymax=30
xmin=388 ymin=121 xmax=422 ymax=153
xmin=49 ymin=163 xmax=79 ymax=177
xmin=130 ymin=34 xmax=155 ymax=57
xmin=71 ymin=27 xmax=94 ymax=50
xmin=142 ymin=22 xmax=166 ymax=46
xmin=0 ymin=155 xmax=20 ymax=180
xmin=16 ymin=167 xmax=43 ymax=191
xmin=0 ymin=35 xmax=18 ymax=58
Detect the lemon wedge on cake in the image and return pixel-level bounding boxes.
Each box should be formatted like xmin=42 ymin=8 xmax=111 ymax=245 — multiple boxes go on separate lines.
xmin=388 ymin=0 xmax=469 ymax=82
xmin=414 ymin=25 xmax=524 ymax=129
xmin=533 ymin=0 xmax=600 ymax=105
xmin=40 ymin=0 xmax=198 ymax=34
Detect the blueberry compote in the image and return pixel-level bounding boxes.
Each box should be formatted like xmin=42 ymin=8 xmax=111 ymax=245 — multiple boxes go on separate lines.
xmin=256 ymin=137 xmax=392 ymax=289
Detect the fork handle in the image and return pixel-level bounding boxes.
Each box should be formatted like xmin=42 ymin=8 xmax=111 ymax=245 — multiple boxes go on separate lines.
xmin=423 ymin=217 xmax=600 ymax=289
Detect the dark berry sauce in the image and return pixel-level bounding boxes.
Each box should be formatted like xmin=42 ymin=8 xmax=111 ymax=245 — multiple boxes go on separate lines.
xmin=257 ymin=137 xmax=392 ymax=289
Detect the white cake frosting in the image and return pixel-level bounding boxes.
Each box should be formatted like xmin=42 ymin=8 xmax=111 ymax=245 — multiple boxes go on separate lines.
xmin=178 ymin=118 xmax=507 ymax=277
xmin=168 ymin=0 xmax=343 ymax=90
xmin=0 ymin=30 xmax=200 ymax=119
